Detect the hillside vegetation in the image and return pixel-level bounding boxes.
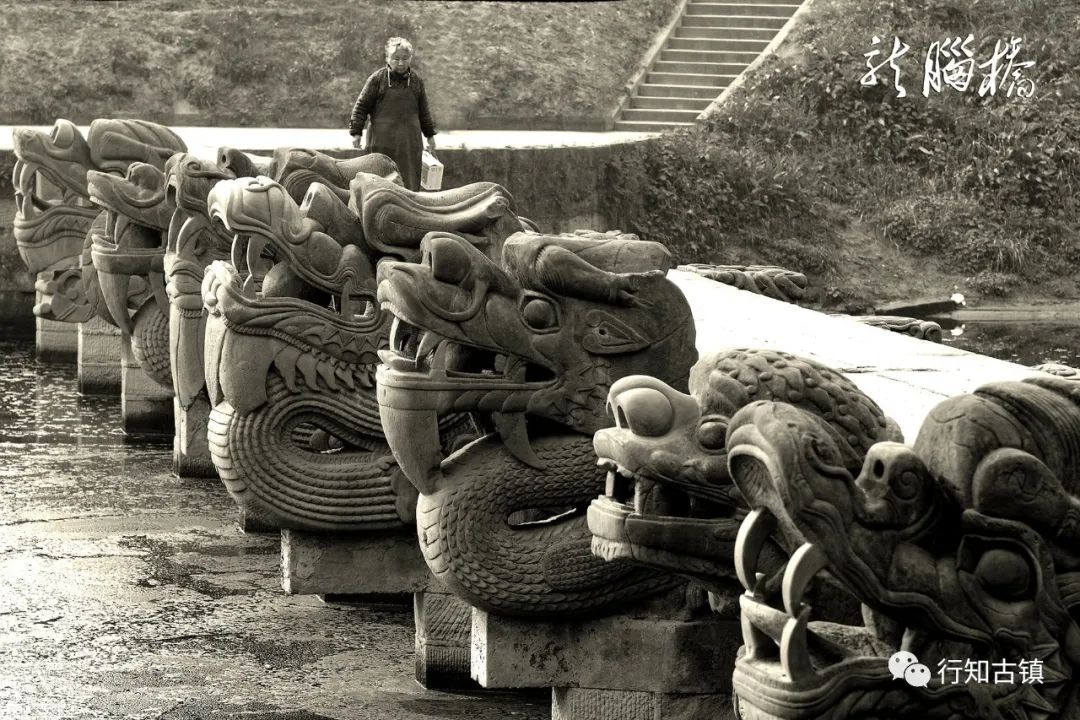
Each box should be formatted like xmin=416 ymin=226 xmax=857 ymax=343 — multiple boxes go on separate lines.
xmin=0 ymin=0 xmax=678 ymax=129
xmin=603 ymin=0 xmax=1080 ymax=308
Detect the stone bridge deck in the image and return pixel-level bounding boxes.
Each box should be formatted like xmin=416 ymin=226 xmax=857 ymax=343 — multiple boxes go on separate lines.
xmin=672 ymin=270 xmax=1050 ymax=438
xmin=0 ymin=126 xmax=657 ymax=155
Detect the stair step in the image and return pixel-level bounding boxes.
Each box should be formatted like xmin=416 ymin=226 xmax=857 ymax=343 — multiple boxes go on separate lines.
xmin=674 ymin=25 xmax=781 ymax=40
xmin=646 ymin=71 xmax=739 ymax=87
xmin=613 ymin=120 xmax=695 ymax=132
xmin=685 ymin=3 xmax=800 ymax=17
xmin=621 ymin=108 xmax=703 ymax=123
xmin=668 ymin=37 xmax=771 ymax=51
xmin=654 ymin=59 xmax=753 ymax=75
xmin=636 ymin=83 xmax=723 ymax=99
xmin=630 ymin=95 xmax=714 ymax=110
xmin=661 ymin=48 xmax=763 ymax=64
xmin=681 ymin=14 xmax=789 ymax=28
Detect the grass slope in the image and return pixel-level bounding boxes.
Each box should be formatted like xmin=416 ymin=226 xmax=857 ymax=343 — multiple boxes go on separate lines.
xmin=603 ymin=0 xmax=1080 ymax=309
xmin=0 ymin=0 xmax=678 ymax=129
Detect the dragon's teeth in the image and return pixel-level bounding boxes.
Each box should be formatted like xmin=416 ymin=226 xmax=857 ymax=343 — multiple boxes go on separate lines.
xmin=429 ymin=339 xmax=451 ymax=372
xmin=389 ymin=316 xmax=403 ymax=353
xmin=779 ymin=609 xmax=815 ymax=682
xmin=415 ymin=330 xmax=441 ymax=367
xmin=230 ymin=234 xmax=244 ymax=271
xmin=246 ymin=236 xmax=265 ymax=279
xmin=735 ymin=508 xmax=779 ymax=593
xmin=605 ymin=469 xmax=617 ymax=497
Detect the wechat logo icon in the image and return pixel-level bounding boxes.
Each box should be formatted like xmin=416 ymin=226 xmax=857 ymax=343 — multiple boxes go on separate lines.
xmin=889 ymin=651 xmax=931 ymax=688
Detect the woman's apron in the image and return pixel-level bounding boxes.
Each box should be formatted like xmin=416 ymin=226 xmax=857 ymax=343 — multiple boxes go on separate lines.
xmin=369 ymin=74 xmax=423 ymax=191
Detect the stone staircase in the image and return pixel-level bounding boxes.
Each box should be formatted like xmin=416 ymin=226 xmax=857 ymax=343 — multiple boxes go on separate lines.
xmin=615 ymin=0 xmax=803 ymax=131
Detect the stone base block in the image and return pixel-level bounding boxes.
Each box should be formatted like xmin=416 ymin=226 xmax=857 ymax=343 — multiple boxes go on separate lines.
xmin=173 ymin=395 xmax=215 ymax=478
xmin=78 ymin=316 xmax=122 ymax=395
xmin=552 ymin=688 xmax=735 ymax=720
xmin=121 ymin=342 xmax=173 ymax=440
xmin=34 ymin=309 xmax=77 ymax=363
xmin=280 ymin=529 xmax=429 ymax=596
xmin=414 ymin=585 xmax=474 ymax=690
xmin=471 ymin=609 xmax=739 ymax=694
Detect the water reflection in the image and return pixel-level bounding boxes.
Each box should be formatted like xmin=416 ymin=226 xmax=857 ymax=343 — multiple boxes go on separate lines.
xmin=941 ymin=321 xmax=1080 ymax=368
xmin=0 ymin=338 xmax=129 ymax=445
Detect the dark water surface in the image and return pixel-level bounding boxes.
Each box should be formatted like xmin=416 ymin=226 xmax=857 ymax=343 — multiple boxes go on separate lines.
xmin=940 ymin=321 xmax=1080 ymax=369
xmin=0 ymin=336 xmax=549 ymax=720
xmin=0 ymin=337 xmax=128 ymax=445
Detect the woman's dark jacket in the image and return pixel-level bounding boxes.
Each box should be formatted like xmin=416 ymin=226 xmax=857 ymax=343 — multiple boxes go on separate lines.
xmin=348 ymin=67 xmax=437 ymax=138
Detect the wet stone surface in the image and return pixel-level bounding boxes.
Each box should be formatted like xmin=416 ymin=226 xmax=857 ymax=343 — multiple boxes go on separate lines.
xmin=0 ymin=340 xmax=549 ymax=719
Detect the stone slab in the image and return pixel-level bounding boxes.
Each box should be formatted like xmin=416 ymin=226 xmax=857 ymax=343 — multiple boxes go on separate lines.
xmin=173 ymin=395 xmax=216 ymax=478
xmin=280 ymin=528 xmax=430 ymax=596
xmin=0 ymin=126 xmax=658 ymax=154
xmin=552 ymin=688 xmax=736 ymax=720
xmin=471 ymin=608 xmax=740 ymax=694
xmin=670 ymin=270 xmax=1056 ymax=440
xmin=78 ymin=316 xmax=122 ymax=395
xmin=121 ymin=340 xmax=173 ymax=439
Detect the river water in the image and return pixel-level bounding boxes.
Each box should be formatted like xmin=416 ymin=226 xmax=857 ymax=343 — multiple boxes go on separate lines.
xmin=940 ymin=321 xmax=1080 ymax=369
xmin=0 ymin=334 xmax=550 ymax=720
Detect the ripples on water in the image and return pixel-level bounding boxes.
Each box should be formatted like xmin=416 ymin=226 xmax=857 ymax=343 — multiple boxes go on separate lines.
xmin=0 ymin=338 xmax=129 ymax=445
xmin=0 ymin=337 xmax=177 ymax=523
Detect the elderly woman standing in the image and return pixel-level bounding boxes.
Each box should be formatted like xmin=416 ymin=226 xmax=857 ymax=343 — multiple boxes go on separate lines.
xmin=349 ymin=37 xmax=438 ymax=192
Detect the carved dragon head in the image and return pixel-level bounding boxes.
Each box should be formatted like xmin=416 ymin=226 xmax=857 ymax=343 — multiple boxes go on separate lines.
xmin=269 ymin=147 xmax=402 ymax=204
xmin=87 ymin=160 xmax=174 ymax=336
xmin=722 ymin=376 xmax=1080 ymax=719
xmin=201 ymin=173 xmax=387 ymax=417
xmin=163 ymin=153 xmax=235 ymax=409
xmin=587 ymin=349 xmax=901 ymax=597
xmin=376 ymin=230 xmax=697 ymax=494
xmin=12 ymin=119 xmax=99 ymax=274
xmin=349 ymin=171 xmax=530 ymax=263
xmin=199 ymin=159 xmax=531 ymax=419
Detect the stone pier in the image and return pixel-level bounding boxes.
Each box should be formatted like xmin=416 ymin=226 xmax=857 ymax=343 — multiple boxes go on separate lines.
xmin=34 ymin=271 xmax=77 ymax=362
xmin=280 ymin=529 xmax=475 ymax=689
xmin=78 ymin=315 xmax=122 ymax=395
xmin=120 ymin=340 xmax=173 ymax=439
xmin=173 ymin=395 xmax=215 ymax=477
xmin=471 ymin=600 xmax=739 ymax=720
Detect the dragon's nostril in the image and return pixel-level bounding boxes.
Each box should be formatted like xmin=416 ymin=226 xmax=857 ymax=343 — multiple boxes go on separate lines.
xmin=873 ymin=459 xmax=885 ymax=478
xmin=617 ymin=387 xmax=675 ymax=437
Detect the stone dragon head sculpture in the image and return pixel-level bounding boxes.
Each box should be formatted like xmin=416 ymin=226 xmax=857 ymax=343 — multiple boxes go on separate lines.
xmin=587 ymin=349 xmax=901 ymax=601
xmin=198 ymin=163 xmax=527 ymax=530
xmin=87 ymin=160 xmax=175 ymax=388
xmin=375 ymin=230 xmax=699 ymax=616
xmin=722 ymin=375 xmax=1080 ymax=719
xmin=13 ymin=118 xmax=185 ymax=324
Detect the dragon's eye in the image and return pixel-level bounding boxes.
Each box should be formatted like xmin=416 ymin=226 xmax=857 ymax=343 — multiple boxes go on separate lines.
xmin=522 ymin=296 xmax=558 ymax=330
xmin=51 ymin=120 xmax=73 ymax=146
xmin=429 ymin=235 xmax=470 ymax=285
xmin=697 ymin=417 xmax=728 ymax=451
xmin=974 ymin=548 xmax=1031 ymax=600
